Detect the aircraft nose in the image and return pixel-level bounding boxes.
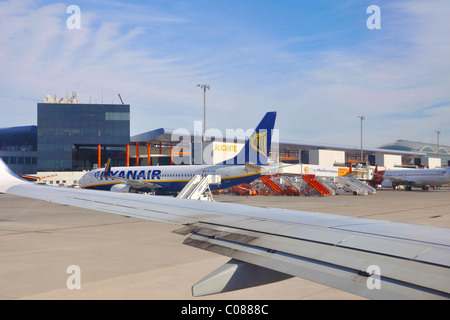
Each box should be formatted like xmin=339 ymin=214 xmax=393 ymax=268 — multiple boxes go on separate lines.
xmin=78 ymin=173 xmax=89 ymax=188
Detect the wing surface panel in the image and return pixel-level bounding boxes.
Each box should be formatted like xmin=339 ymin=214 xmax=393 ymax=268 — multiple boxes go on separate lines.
xmin=1 ymin=159 xmax=449 ymax=299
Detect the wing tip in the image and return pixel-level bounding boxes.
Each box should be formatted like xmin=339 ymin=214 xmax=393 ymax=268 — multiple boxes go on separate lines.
xmin=0 ymin=159 xmax=28 ymax=192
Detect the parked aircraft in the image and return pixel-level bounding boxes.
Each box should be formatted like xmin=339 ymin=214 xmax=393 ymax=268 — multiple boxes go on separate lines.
xmin=379 ymin=167 xmax=450 ymax=190
xmin=78 ymin=112 xmax=277 ymax=193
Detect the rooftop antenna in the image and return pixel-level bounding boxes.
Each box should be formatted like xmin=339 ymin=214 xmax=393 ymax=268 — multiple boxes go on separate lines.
xmin=118 ymin=93 xmax=124 ymax=104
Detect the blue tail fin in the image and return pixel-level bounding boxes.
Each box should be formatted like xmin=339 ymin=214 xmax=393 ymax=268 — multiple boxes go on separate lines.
xmin=224 ymin=111 xmax=277 ymax=165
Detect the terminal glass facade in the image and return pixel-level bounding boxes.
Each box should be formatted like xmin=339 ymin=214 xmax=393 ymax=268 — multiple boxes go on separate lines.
xmin=37 ymin=103 xmax=130 ymax=171
xmin=379 ymin=140 xmax=450 ymax=167
xmin=0 ymin=125 xmax=38 ymax=174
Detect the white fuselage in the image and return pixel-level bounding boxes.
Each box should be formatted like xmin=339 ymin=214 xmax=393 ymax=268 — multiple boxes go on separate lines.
xmin=382 ymin=167 xmax=450 ymax=189
xmin=78 ymin=164 xmax=267 ymax=193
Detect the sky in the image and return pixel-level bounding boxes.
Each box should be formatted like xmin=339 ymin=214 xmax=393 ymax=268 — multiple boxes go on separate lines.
xmin=0 ymin=0 xmax=449 ymax=149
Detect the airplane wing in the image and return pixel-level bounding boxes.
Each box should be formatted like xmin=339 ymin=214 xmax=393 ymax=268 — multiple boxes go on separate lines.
xmin=120 ymin=178 xmax=163 ymax=190
xmin=102 ymin=157 xmax=163 ymax=190
xmin=1 ymin=159 xmax=449 ymax=299
xmin=389 ymin=177 xmax=422 ymax=186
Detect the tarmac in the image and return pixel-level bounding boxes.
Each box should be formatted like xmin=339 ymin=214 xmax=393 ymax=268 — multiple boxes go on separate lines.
xmin=1 ymin=187 xmax=449 ymax=300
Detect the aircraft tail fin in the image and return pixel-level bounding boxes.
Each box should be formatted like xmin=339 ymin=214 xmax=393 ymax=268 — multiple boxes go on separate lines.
xmin=224 ymin=111 xmax=276 ymax=166
xmin=104 ymin=157 xmax=112 ymax=178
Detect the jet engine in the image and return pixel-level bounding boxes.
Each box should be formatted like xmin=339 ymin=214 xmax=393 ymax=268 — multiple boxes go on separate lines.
xmin=381 ymin=180 xmax=393 ymax=188
xmin=110 ymin=184 xmax=131 ymax=193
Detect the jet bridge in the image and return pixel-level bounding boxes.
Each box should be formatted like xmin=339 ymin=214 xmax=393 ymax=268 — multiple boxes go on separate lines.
xmin=177 ymin=174 xmax=221 ymax=201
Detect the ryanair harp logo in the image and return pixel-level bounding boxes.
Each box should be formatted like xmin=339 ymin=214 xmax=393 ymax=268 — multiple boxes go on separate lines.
xmin=250 ymin=131 xmax=268 ymax=158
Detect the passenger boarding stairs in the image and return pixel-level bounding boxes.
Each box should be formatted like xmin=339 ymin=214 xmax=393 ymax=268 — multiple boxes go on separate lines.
xmin=335 ymin=176 xmax=376 ymax=195
xmin=260 ymin=175 xmax=285 ymax=195
xmin=302 ymin=174 xmax=330 ymax=196
xmin=315 ymin=177 xmax=336 ymax=196
xmin=284 ymin=177 xmax=303 ymax=195
xmin=177 ymin=174 xmax=221 ymax=201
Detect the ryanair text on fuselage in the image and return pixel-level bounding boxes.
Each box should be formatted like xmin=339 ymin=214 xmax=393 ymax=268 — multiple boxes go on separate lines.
xmin=95 ymin=169 xmax=162 ymax=181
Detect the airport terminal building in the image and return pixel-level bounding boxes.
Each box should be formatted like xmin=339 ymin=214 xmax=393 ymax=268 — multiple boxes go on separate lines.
xmin=37 ymin=99 xmax=130 ymax=171
xmin=379 ymin=140 xmax=450 ymax=168
xmin=0 ymin=94 xmax=448 ymax=177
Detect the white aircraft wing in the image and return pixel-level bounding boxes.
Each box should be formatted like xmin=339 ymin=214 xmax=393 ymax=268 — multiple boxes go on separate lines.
xmin=389 ymin=177 xmax=422 ymax=186
xmin=120 ymin=178 xmax=163 ymax=190
xmin=101 ymin=158 xmax=163 ymax=190
xmin=1 ymin=159 xmax=449 ymax=299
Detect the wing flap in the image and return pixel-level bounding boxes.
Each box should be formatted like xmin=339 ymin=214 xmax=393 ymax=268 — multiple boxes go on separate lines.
xmin=182 ymin=222 xmax=450 ymax=299
xmin=191 ymin=258 xmax=292 ymax=297
xmin=194 ymin=216 xmax=450 ymax=265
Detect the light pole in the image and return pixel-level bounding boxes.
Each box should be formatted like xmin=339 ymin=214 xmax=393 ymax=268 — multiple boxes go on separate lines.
xmin=436 ymin=130 xmax=441 ymax=154
xmin=358 ymin=115 xmax=365 ymax=163
xmin=197 ymin=84 xmax=210 ymax=142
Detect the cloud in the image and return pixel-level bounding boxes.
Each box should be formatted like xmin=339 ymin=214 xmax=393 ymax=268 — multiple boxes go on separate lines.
xmin=0 ymin=0 xmax=193 ymax=126
xmin=265 ymin=0 xmax=450 ymax=146
xmin=0 ymin=0 xmax=448 ymax=148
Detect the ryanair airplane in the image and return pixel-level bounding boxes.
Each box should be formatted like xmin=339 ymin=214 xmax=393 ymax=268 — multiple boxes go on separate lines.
xmin=78 ymin=112 xmax=277 ymax=193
